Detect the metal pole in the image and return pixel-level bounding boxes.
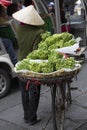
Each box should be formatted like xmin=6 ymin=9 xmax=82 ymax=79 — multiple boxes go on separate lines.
xmin=54 ymin=0 xmax=61 ymax=33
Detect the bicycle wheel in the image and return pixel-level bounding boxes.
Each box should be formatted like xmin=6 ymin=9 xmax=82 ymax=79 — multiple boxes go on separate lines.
xmin=51 ymin=83 xmax=65 ymax=130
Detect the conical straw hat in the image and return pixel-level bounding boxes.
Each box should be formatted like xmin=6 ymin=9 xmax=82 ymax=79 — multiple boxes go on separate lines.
xmin=12 ymin=5 xmax=44 ymax=26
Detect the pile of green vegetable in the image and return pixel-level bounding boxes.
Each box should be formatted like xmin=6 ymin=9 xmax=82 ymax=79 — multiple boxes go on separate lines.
xmin=16 ymin=32 xmax=77 ymax=73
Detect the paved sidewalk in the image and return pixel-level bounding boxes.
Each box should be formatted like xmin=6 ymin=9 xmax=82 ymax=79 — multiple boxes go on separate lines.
xmin=64 ymin=51 xmax=87 ymax=130
xmin=0 ymin=51 xmax=87 ymax=130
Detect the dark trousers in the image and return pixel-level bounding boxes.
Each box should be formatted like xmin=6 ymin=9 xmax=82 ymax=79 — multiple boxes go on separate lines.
xmin=19 ymin=79 xmax=41 ymax=122
xmin=2 ymin=38 xmax=17 ymax=65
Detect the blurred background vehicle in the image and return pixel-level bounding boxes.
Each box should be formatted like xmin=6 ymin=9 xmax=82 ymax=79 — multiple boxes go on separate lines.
xmin=0 ymin=38 xmax=16 ymax=98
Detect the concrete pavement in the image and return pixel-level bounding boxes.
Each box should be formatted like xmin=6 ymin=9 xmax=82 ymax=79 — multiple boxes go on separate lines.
xmin=0 ymin=50 xmax=87 ymax=130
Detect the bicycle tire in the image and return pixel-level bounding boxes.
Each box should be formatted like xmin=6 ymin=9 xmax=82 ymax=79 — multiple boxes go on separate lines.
xmin=51 ymin=83 xmax=65 ymax=130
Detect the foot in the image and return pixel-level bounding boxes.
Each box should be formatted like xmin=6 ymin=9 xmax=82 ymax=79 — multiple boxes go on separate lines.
xmin=29 ymin=118 xmax=41 ymax=125
xmin=24 ymin=118 xmax=29 ymax=123
xmin=24 ymin=115 xmax=29 ymax=123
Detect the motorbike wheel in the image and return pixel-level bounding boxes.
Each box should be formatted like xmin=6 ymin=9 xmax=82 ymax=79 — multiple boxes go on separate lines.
xmin=0 ymin=68 xmax=11 ymax=98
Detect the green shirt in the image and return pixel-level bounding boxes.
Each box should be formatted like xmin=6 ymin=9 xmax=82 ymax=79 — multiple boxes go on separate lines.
xmin=16 ymin=24 xmax=44 ymax=61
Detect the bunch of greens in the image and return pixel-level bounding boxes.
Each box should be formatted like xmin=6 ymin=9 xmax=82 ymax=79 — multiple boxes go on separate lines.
xmin=38 ymin=32 xmax=75 ymax=51
xmin=28 ymin=61 xmax=54 ymax=73
xmin=55 ymin=57 xmax=76 ymax=70
xmin=16 ymin=31 xmax=77 ymax=73
xmin=16 ymin=59 xmax=30 ymax=71
xmin=27 ymin=49 xmax=50 ymax=60
xmin=40 ymin=31 xmax=51 ymax=41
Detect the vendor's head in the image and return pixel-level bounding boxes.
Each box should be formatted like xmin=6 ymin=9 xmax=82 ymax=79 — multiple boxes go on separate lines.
xmin=12 ymin=5 xmax=44 ymax=26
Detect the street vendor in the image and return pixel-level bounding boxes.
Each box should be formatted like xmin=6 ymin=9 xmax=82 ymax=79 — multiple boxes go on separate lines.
xmin=12 ymin=5 xmax=45 ymax=125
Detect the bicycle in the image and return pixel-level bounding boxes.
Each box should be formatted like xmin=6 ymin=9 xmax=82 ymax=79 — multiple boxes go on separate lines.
xmin=50 ymin=77 xmax=73 ymax=130
xmin=16 ymin=65 xmax=80 ymax=130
